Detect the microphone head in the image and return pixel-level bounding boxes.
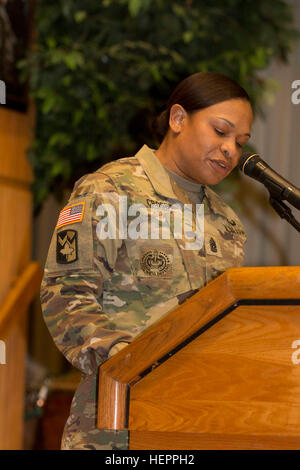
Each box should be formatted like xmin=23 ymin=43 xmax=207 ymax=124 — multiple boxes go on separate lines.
xmin=238 ymin=152 xmax=260 ymax=173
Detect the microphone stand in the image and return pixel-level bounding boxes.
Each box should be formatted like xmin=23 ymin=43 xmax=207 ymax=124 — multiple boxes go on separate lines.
xmin=269 ymin=196 xmax=300 ymax=233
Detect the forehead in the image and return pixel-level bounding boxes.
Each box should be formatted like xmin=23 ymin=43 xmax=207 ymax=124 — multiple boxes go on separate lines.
xmin=198 ymin=99 xmax=253 ymax=126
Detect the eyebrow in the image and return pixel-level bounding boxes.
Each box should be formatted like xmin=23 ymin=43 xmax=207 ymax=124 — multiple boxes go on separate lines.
xmin=217 ymin=117 xmax=251 ymax=138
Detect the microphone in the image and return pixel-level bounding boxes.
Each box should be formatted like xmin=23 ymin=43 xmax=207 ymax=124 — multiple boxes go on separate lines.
xmin=239 ymin=153 xmax=300 ymax=211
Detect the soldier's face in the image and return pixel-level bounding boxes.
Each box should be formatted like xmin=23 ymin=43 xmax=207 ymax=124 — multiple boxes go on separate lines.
xmin=167 ymin=98 xmax=253 ymax=185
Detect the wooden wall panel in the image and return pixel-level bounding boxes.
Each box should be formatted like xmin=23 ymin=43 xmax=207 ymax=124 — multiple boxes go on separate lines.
xmin=0 ymin=314 xmax=27 ymax=449
xmin=0 ymin=184 xmax=32 ymax=305
xmin=0 ymin=105 xmax=34 ymax=183
xmin=0 ymin=103 xmax=35 ymax=449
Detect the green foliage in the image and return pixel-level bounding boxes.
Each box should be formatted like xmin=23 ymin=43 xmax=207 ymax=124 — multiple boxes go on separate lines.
xmin=19 ymin=0 xmax=299 ymax=212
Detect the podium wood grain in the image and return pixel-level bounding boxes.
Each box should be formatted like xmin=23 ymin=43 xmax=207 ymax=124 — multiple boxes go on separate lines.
xmin=129 ymin=305 xmax=300 ymax=448
xmin=97 ymin=267 xmax=300 ymax=449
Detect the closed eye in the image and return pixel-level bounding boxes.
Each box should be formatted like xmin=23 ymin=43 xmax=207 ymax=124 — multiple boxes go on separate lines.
xmin=215 ymin=128 xmax=243 ymax=149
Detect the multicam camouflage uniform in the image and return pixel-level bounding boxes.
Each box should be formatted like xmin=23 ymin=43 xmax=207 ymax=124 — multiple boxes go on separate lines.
xmin=40 ymin=144 xmax=247 ymax=450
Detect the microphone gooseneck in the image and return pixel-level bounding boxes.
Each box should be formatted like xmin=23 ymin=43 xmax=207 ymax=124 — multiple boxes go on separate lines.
xmin=238 ymin=152 xmax=300 ymax=211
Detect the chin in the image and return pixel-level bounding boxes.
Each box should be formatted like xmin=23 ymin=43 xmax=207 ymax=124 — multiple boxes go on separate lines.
xmin=199 ymin=174 xmax=223 ymax=185
xmin=207 ymin=170 xmax=228 ymax=185
xmin=209 ymin=178 xmax=224 ymax=185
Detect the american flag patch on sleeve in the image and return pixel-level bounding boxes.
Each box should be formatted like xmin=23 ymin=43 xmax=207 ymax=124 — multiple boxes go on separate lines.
xmin=56 ymin=202 xmax=85 ymax=229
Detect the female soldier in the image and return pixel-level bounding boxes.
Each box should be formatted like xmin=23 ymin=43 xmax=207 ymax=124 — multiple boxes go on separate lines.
xmin=40 ymin=71 xmax=253 ymax=450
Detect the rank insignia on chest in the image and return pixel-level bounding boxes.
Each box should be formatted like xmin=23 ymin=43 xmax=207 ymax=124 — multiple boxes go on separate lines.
xmin=209 ymin=237 xmax=218 ymax=253
xmin=205 ymin=236 xmax=222 ymax=257
xmin=56 ymin=230 xmax=78 ymax=264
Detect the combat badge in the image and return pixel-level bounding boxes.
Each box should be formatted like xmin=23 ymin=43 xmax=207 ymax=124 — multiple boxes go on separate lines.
xmin=140 ymin=249 xmax=171 ymax=276
xmin=56 ymin=230 xmax=78 ymax=264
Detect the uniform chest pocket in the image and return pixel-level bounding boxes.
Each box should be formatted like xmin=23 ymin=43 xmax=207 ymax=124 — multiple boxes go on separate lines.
xmin=124 ymin=239 xmax=191 ymax=309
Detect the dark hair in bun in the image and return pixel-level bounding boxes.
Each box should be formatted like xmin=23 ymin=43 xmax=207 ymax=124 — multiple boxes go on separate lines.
xmin=152 ymin=71 xmax=251 ymax=143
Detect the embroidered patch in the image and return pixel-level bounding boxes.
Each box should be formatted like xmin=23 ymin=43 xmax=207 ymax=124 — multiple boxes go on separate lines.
xmin=56 ymin=202 xmax=85 ymax=229
xmin=140 ymin=249 xmax=171 ymax=276
xmin=56 ymin=230 xmax=78 ymax=264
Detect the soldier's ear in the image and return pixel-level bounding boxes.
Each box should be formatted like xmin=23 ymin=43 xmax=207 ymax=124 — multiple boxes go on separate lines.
xmin=169 ymin=104 xmax=187 ymax=133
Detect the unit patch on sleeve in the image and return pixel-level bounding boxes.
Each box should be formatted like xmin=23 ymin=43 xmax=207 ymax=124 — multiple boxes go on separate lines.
xmin=56 ymin=230 xmax=78 ymax=264
xmin=56 ymin=202 xmax=85 ymax=229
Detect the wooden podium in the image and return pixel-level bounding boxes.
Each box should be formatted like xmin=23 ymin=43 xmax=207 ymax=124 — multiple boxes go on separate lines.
xmin=98 ymin=267 xmax=300 ymax=449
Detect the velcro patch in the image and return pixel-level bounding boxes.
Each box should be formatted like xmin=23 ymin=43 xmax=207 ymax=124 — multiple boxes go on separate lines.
xmin=56 ymin=230 xmax=78 ymax=264
xmin=56 ymin=202 xmax=85 ymax=229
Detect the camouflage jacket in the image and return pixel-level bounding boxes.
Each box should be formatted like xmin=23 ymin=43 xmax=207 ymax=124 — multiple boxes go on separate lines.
xmin=40 ymin=144 xmax=246 ymax=450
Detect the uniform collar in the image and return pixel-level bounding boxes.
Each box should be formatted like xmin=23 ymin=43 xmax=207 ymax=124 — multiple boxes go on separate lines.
xmin=136 ymin=144 xmax=178 ymax=200
xmin=135 ymin=144 xmax=227 ymax=217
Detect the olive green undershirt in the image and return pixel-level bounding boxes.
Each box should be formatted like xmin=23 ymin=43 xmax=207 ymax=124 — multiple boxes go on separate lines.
xmin=163 ymin=166 xmax=205 ymax=204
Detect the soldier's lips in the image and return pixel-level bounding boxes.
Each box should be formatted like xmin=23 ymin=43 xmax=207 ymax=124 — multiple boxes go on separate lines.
xmin=208 ymin=159 xmax=229 ymax=175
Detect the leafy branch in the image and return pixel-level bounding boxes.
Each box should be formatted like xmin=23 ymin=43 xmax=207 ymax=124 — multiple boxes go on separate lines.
xmin=19 ymin=0 xmax=300 ymax=212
